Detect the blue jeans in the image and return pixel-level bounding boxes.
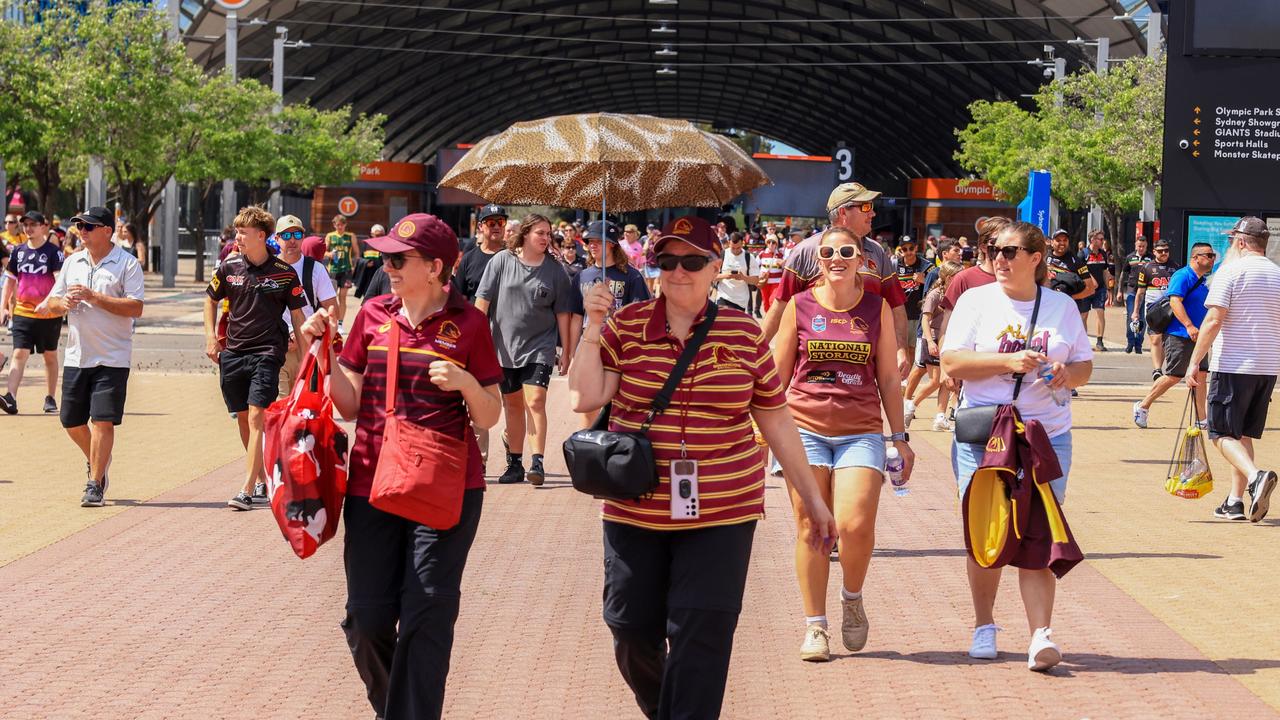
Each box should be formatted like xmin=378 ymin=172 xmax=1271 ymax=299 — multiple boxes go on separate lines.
xmin=952 ymin=432 xmax=1073 ymax=505
xmin=1125 ymin=292 xmax=1145 ymax=350
xmin=796 ymin=428 xmax=887 ymax=473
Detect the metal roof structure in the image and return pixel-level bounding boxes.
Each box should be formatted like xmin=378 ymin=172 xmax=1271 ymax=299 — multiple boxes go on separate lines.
xmin=184 ymin=0 xmax=1160 ymax=181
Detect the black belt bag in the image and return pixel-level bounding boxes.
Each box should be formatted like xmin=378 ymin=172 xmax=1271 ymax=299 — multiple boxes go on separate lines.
xmin=563 ymin=304 xmax=718 ymax=501
xmin=954 ymin=287 xmax=1041 ymax=445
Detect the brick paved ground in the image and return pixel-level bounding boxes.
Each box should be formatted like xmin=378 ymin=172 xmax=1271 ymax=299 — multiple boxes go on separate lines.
xmin=2 ymin=368 xmax=1278 ymax=718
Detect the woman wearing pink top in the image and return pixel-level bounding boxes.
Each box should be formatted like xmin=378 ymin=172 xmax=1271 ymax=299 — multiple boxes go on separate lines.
xmin=773 ymin=226 xmax=914 ymax=662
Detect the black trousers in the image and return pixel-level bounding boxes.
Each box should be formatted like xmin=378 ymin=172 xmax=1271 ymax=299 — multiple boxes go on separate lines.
xmin=342 ymin=490 xmax=484 ymax=720
xmin=602 ymin=520 xmax=756 ymax=720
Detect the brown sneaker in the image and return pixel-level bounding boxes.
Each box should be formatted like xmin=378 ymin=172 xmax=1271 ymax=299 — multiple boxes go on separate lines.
xmin=841 ymin=594 xmax=869 ymax=652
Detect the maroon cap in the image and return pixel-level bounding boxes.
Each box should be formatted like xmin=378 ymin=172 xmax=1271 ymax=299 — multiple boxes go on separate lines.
xmin=653 ymin=215 xmax=722 ymax=256
xmin=301 ymin=235 xmax=326 ymax=261
xmin=367 ymin=214 xmax=459 ymax=267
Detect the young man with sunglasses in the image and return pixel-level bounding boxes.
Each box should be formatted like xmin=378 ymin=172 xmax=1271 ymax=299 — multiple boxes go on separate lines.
xmin=764 ymin=183 xmax=911 ymax=375
xmin=204 ymin=206 xmax=307 ymax=510
xmin=2 ymin=214 xmax=27 ymax=247
xmin=0 ymin=211 xmax=64 ymax=415
xmin=1135 ymin=241 xmax=1178 ymax=379
xmin=1120 ymin=236 xmax=1153 ymax=354
xmin=276 ymin=215 xmax=338 ymax=401
xmin=38 ymin=206 xmax=144 ymax=507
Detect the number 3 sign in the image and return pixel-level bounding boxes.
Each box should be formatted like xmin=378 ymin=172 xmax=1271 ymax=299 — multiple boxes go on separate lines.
xmin=833 ymin=146 xmax=854 ymax=183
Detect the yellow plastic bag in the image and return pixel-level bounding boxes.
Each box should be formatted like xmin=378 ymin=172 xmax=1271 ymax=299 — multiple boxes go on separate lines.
xmin=1165 ymin=392 xmax=1213 ymax=500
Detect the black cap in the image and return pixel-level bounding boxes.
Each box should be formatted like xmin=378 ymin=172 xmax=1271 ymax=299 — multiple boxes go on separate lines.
xmin=71 ymin=206 xmax=113 ymax=227
xmin=584 ymin=220 xmax=620 ymax=242
xmin=478 ymin=204 xmax=507 ymax=222
xmin=1051 ymin=228 xmax=1070 ymax=238
xmin=21 ymin=210 xmax=46 ymax=224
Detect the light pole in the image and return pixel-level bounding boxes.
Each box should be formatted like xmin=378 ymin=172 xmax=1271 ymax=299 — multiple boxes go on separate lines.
xmin=268 ymin=26 xmax=309 ymax=218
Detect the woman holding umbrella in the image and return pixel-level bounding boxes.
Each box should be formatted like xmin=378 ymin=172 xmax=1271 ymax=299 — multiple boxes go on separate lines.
xmin=569 ymin=215 xmax=837 ymax=719
xmin=474 ymin=213 xmax=573 ymax=486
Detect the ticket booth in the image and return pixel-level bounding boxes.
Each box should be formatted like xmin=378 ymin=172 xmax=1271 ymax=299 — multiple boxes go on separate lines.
xmin=311 ymin=161 xmax=427 ymax=237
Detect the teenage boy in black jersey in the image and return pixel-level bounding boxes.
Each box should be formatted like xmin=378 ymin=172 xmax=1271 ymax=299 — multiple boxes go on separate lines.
xmin=204 ymin=206 xmax=307 ymax=510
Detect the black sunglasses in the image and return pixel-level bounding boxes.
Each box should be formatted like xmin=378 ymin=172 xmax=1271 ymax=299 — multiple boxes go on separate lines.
xmin=656 ymin=254 xmax=711 ymax=272
xmin=1154 ymin=247 xmax=1169 ymax=252
xmin=1193 ymin=252 xmax=1217 ymax=259
xmin=74 ymin=220 xmax=103 ymax=232
xmin=991 ymin=245 xmax=1033 ymax=260
xmin=383 ymin=251 xmax=428 ymax=269
xmin=817 ymin=244 xmax=859 ymax=260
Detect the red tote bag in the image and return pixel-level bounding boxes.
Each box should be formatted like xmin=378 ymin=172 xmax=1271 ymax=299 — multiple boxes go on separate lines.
xmin=263 ymin=328 xmax=349 ymax=559
xmin=368 ymin=320 xmax=468 ymax=530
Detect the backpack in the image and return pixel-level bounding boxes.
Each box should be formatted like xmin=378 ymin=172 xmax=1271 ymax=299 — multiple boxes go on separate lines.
xmin=300 ymin=256 xmax=317 ymax=312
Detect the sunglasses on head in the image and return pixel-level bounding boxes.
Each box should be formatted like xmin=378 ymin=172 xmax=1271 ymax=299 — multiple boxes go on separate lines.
xmin=817 ymin=244 xmax=860 ymax=260
xmin=991 ymin=245 xmax=1033 ymax=260
xmin=383 ymin=251 xmax=428 ymax=269
xmin=277 ymin=230 xmax=304 ymax=241
xmin=656 ymin=254 xmax=712 ymax=272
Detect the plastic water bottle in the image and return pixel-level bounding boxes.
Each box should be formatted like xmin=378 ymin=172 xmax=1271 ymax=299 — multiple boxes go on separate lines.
xmin=1037 ymin=363 xmax=1070 ymax=407
xmin=886 ymin=447 xmax=907 ymax=497
xmin=1129 ymin=318 xmax=1142 ymax=334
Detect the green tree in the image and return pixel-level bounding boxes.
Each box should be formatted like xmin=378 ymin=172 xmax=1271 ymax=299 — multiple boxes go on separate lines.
xmin=0 ymin=6 xmax=63 ymax=209
xmin=258 ymin=103 xmax=387 ymax=200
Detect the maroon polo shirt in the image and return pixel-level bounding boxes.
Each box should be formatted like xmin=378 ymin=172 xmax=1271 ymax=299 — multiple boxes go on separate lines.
xmin=339 ymin=289 xmax=503 ymax=496
xmin=941 ymin=264 xmax=997 ymax=312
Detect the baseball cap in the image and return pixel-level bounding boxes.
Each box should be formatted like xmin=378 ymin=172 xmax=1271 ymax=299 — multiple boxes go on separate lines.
xmin=646 ymin=223 xmax=657 ymax=231
xmin=826 ymin=182 xmax=882 ymax=213
xmin=477 ymin=204 xmax=507 ymax=222
xmin=1153 ymin=240 xmax=1170 ymax=250
xmin=1224 ymin=216 xmax=1270 ymax=239
xmin=71 ymin=206 xmax=113 ymax=227
xmin=370 ymin=224 xmax=386 ymax=236
xmin=1051 ymin=228 xmax=1070 ymax=238
xmin=654 ymin=216 xmax=721 ymax=256
xmin=961 ymin=246 xmax=975 ymax=262
xmin=301 ymin=236 xmax=326 ymax=260
xmin=22 ymin=210 xmax=47 ymax=224
xmin=584 ymin=220 xmax=620 ymax=242
xmin=275 ymin=214 xmax=304 ymax=233
xmin=366 ymin=213 xmax=460 ymax=267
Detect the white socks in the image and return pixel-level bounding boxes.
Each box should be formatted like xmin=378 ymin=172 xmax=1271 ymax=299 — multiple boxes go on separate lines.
xmin=1229 ymin=495 xmax=1243 ymax=505
xmin=805 ymin=615 xmax=828 ymax=628
xmin=841 ymin=588 xmax=862 ymax=601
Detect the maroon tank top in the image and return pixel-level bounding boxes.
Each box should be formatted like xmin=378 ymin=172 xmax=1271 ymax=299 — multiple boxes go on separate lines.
xmin=787 ymin=288 xmax=884 ymax=436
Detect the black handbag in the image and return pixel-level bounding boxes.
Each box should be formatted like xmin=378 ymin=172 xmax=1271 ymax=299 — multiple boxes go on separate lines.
xmin=1144 ymin=274 xmax=1205 ymax=334
xmin=954 ymin=287 xmax=1042 ymax=445
xmin=563 ymin=303 xmax=718 ymax=501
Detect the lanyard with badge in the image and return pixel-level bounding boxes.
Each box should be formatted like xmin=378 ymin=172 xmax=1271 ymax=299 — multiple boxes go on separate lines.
xmin=667 ymin=321 xmax=704 ymax=520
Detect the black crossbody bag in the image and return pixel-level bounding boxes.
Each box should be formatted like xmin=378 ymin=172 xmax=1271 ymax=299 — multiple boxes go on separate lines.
xmin=563 ymin=303 xmax=718 ymax=501
xmin=954 ymin=287 xmax=1042 ymax=445
xmin=1145 ymin=273 xmax=1205 ymax=334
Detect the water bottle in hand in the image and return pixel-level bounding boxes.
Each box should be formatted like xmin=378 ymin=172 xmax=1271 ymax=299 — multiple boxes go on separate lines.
xmin=886 ymin=446 xmax=907 ymax=497
xmin=1037 ymin=363 xmax=1070 ymax=407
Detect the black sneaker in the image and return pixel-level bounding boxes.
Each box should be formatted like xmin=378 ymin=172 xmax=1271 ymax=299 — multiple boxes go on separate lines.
xmin=1248 ymin=470 xmax=1278 ymax=523
xmin=228 ymin=492 xmax=253 ymax=510
xmin=1096 ymin=340 xmax=1108 ymax=352
xmin=1152 ymin=369 xmax=1163 ymax=382
xmin=43 ymin=395 xmax=57 ymax=413
xmin=527 ymin=458 xmax=545 ymax=487
xmin=1213 ymin=498 xmax=1247 ymax=521
xmin=498 ymin=462 xmax=525 ymax=485
xmin=253 ymin=482 xmax=268 ymax=501
xmin=0 ymin=392 xmax=16 ymax=415
xmin=81 ymin=481 xmax=105 ymax=507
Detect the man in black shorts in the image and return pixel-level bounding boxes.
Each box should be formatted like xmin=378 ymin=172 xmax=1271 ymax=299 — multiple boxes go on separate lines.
xmin=204 ymin=206 xmax=306 ymax=510
xmin=40 ymin=206 xmax=145 ymax=507
xmin=0 ymin=211 xmax=64 ymax=415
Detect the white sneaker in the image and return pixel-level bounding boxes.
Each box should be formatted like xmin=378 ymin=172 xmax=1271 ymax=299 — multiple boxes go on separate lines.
xmin=968 ymin=623 xmax=999 ymax=660
xmin=932 ymin=413 xmax=951 ymax=432
xmin=1132 ymin=401 xmax=1149 ymax=429
xmin=903 ymin=399 xmax=916 ymax=427
xmin=1027 ymin=627 xmax=1061 ymax=671
xmin=800 ymin=624 xmax=831 ymax=662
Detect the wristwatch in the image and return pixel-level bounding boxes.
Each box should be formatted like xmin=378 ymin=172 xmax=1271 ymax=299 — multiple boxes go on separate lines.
xmin=886 ymin=432 xmax=910 ymax=443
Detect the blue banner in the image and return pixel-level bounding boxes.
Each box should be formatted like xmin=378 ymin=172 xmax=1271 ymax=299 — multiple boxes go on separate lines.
xmin=1017 ymin=171 xmax=1052 ymax=235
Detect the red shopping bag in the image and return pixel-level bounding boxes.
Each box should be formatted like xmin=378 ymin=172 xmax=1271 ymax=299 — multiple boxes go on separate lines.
xmin=263 ymin=329 xmax=349 ymax=559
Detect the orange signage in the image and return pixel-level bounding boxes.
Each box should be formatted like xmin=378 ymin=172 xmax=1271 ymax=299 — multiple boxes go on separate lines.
xmin=751 ymin=153 xmax=833 ymax=162
xmin=910 ymin=178 xmax=1011 ymax=202
xmin=338 ymin=196 xmax=360 ymax=217
xmin=358 ymin=161 xmax=426 ymax=184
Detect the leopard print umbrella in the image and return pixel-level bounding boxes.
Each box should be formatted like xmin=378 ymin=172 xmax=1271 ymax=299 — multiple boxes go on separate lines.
xmin=438 ymin=113 xmax=771 ymax=212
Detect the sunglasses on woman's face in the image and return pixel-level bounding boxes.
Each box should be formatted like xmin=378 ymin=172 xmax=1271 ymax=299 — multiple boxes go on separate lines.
xmin=277 ymin=230 xmax=304 ymax=241
xmin=817 ymin=244 xmax=860 ymax=260
xmin=656 ymin=254 xmax=711 ymax=272
xmin=383 ymin=251 xmax=427 ymax=269
xmin=991 ymin=245 xmax=1033 ymax=260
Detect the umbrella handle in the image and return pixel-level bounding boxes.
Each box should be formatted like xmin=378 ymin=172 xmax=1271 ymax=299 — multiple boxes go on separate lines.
xmin=601 ymin=167 xmax=608 ymax=273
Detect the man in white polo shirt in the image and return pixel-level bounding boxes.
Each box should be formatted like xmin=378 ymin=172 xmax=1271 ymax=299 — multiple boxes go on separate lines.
xmin=39 ymin=206 xmax=145 ymax=508
xmin=1186 ymin=216 xmax=1280 ymax=523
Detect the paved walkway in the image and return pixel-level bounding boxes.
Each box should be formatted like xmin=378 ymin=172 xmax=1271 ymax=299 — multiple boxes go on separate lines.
xmin=2 ymin=368 xmax=1278 ymax=718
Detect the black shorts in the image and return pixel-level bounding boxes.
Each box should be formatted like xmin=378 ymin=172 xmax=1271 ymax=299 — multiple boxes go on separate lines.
xmin=60 ymin=365 xmax=130 ymax=427
xmin=10 ymin=315 xmax=61 ymax=353
xmin=499 ymin=363 xmax=552 ymax=394
xmin=219 ymin=350 xmax=283 ymax=412
xmin=1074 ymin=298 xmax=1093 ymax=314
xmin=1208 ymin=372 xmax=1277 ymax=440
xmin=331 ymin=270 xmax=352 ymax=288
xmin=1162 ymin=335 xmax=1208 ymax=378
xmin=914 ymin=337 xmax=939 ymax=368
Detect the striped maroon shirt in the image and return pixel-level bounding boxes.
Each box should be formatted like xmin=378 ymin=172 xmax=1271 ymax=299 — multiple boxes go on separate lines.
xmin=599 ymin=297 xmax=785 ymax=530
xmin=339 ymin=290 xmax=503 ymax=496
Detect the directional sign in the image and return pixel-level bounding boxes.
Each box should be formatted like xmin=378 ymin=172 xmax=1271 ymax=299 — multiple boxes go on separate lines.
xmin=338 ymin=195 xmax=359 ymax=217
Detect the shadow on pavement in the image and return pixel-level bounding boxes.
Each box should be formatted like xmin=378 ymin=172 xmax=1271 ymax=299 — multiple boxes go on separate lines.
xmin=855 ymin=650 xmax=1280 ymax=676
xmin=107 ymin=499 xmax=246 ymax=509
xmin=1086 ymin=551 xmax=1222 ymax=560
xmin=873 ymin=547 xmax=967 ymax=558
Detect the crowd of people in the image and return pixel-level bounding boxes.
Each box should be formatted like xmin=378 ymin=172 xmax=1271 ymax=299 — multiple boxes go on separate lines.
xmin=7 ymin=182 xmax=1278 ymax=719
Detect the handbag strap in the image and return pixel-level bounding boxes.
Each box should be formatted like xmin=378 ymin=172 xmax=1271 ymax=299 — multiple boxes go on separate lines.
xmin=640 ymin=302 xmax=719 ymax=432
xmin=385 ymin=318 xmax=400 ymax=414
xmin=1011 ymin=286 xmax=1043 ymax=402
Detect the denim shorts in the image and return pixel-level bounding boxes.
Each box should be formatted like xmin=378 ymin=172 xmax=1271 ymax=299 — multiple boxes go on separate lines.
xmin=795 ymin=428 xmax=887 ymax=474
xmin=952 ymin=432 xmax=1072 ymax=504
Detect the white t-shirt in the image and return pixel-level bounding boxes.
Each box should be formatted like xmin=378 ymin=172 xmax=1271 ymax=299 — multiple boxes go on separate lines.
xmin=941 ymin=283 xmax=1094 ymax=438
xmin=282 ymin=256 xmax=337 ymax=324
xmin=1206 ymin=254 xmax=1280 ymax=376
xmin=717 ymin=249 xmax=755 ymax=308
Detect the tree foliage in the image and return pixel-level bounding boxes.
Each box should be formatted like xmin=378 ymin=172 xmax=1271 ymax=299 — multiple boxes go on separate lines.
xmin=955 ymin=55 xmax=1165 ymax=238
